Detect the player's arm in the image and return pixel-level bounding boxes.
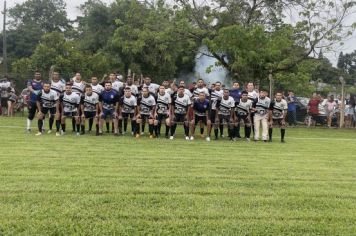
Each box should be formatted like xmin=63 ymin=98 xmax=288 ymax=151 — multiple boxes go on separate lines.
xmin=268 ymin=102 xmax=274 ymax=125
xmin=98 ymin=94 xmax=104 ymax=117
xmin=27 ymin=80 xmax=35 ymax=93
xmin=80 ymin=95 xmax=85 ymax=118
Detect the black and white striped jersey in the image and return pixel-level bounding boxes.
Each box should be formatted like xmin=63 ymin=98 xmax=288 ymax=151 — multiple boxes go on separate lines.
xmin=210 ymin=89 xmax=223 ymax=110
xmin=120 ymin=95 xmax=137 ymax=114
xmin=235 ymin=99 xmax=252 ymax=116
xmin=270 ymin=99 xmax=288 ymax=119
xmin=253 ymin=97 xmax=271 ymax=116
xmin=37 ymin=90 xmax=59 ymax=108
xmin=217 ymin=96 xmax=235 ymax=115
xmin=81 ymin=93 xmax=99 ymax=112
xmin=50 ymin=80 xmax=65 ymax=95
xmin=156 ymin=92 xmax=171 ymax=115
xmin=138 ymin=95 xmax=156 ymax=115
xmin=91 ymin=84 xmax=104 ymax=96
xmin=172 ymin=94 xmax=191 ymax=114
xmin=193 ymin=87 xmax=210 ymax=100
xmin=72 ymin=80 xmax=85 ymax=96
xmin=60 ymin=92 xmax=81 ymax=113
xmin=112 ymin=80 xmax=124 ymax=92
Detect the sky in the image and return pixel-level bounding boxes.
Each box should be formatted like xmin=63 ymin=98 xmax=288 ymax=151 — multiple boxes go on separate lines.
xmin=1 ymin=0 xmax=356 ymax=66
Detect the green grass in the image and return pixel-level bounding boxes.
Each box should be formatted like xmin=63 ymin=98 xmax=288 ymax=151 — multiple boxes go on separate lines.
xmin=0 ymin=116 xmax=355 ymax=235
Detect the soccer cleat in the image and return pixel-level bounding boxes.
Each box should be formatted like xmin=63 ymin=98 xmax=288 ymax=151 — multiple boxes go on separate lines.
xmin=55 ymin=132 xmax=61 ymax=137
xmin=206 ymin=137 xmax=211 ymax=142
xmin=149 ymin=135 xmax=154 ymax=139
xmin=135 ymin=134 xmax=140 ymax=138
xmin=60 ymin=130 xmax=65 ymax=136
xmin=47 ymin=130 xmax=52 ymax=134
xmin=281 ymin=139 xmax=285 ymax=143
xmin=185 ymin=136 xmax=190 ymax=140
xmin=190 ymin=136 xmax=194 ymax=141
xmin=141 ymin=132 xmax=144 ymax=135
xmin=170 ymin=136 xmax=174 ymax=140
xmin=76 ymin=132 xmax=80 ymax=136
xmin=200 ymin=134 xmax=205 ymax=138
xmin=35 ymin=132 xmax=42 ymax=136
xmin=245 ymin=138 xmax=250 ymax=142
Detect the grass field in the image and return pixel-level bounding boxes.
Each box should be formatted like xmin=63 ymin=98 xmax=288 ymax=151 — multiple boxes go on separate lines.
xmin=0 ymin=116 xmax=355 ymax=235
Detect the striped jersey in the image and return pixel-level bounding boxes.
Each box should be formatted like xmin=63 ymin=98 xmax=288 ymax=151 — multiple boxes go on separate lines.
xmin=253 ymin=97 xmax=271 ymax=116
xmin=217 ymin=96 xmax=235 ymax=115
xmin=193 ymin=87 xmax=210 ymax=100
xmin=72 ymin=80 xmax=85 ymax=95
xmin=172 ymin=94 xmax=191 ymax=114
xmin=91 ymin=84 xmax=104 ymax=96
xmin=60 ymin=92 xmax=80 ymax=113
xmin=270 ymin=99 xmax=288 ymax=119
xmin=156 ymin=92 xmax=171 ymax=115
xmin=37 ymin=90 xmax=59 ymax=108
xmin=81 ymin=93 xmax=99 ymax=112
xmin=235 ymin=99 xmax=252 ymax=116
xmin=138 ymin=95 xmax=156 ymax=115
xmin=210 ymin=89 xmax=223 ymax=110
xmin=51 ymin=80 xmax=65 ymax=95
xmin=120 ymin=95 xmax=137 ymax=114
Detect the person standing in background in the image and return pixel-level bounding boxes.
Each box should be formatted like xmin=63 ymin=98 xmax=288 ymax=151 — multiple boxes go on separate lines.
xmin=287 ymin=91 xmax=297 ymax=126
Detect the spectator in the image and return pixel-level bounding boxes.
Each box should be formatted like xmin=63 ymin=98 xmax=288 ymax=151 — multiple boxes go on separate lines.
xmin=307 ymin=93 xmax=321 ymax=126
xmin=325 ymin=95 xmax=337 ymax=128
xmin=287 ymin=91 xmax=297 ymax=126
xmin=7 ymin=87 xmax=17 ymax=117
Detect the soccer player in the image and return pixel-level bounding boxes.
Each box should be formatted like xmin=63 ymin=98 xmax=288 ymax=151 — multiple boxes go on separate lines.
xmin=50 ymin=71 xmax=65 ymax=134
xmin=110 ymin=72 xmax=124 ymax=93
xmin=230 ymin=82 xmax=242 ymax=138
xmin=35 ymin=81 xmax=59 ymax=136
xmin=136 ymin=87 xmax=156 ymax=138
xmin=216 ymin=89 xmax=235 ymax=140
xmin=26 ymin=71 xmax=43 ymax=133
xmin=119 ymin=87 xmax=138 ymax=135
xmin=193 ymin=79 xmax=210 ymax=136
xmin=252 ymin=90 xmax=271 ymax=142
xmin=90 ymin=76 xmax=104 ymax=133
xmin=59 ymin=83 xmax=81 ymax=135
xmin=170 ymin=85 xmax=192 ymax=140
xmin=143 ymin=76 xmax=160 ymax=95
xmin=98 ymin=81 xmax=120 ymax=135
xmin=80 ymin=85 xmax=99 ymax=135
xmin=190 ymin=92 xmax=211 ymax=141
xmin=209 ymin=81 xmax=223 ymax=139
xmin=235 ymin=91 xmax=253 ymax=141
xmin=154 ymin=85 xmax=171 ymax=138
xmin=71 ymin=72 xmax=86 ymax=132
xmin=269 ymin=91 xmax=288 ymax=143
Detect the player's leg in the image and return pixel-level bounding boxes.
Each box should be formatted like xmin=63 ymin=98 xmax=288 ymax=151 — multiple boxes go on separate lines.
xmin=268 ymin=120 xmax=274 ymax=142
xmin=165 ymin=117 xmax=170 ymax=138
xmin=261 ymin=116 xmax=268 ymax=141
xmin=189 ymin=115 xmax=197 ymax=139
xmin=136 ymin=116 xmax=142 ymax=138
xmin=243 ymin=117 xmax=252 ymax=141
xmin=280 ymin=119 xmax=286 ymax=143
xmin=81 ymin=113 xmax=86 ymax=135
xmin=148 ymin=117 xmax=154 ymax=138
xmin=254 ymin=115 xmax=261 ymax=141
xmin=170 ymin=115 xmax=177 ymax=139
xmin=26 ymin=102 xmax=37 ymax=132
xmin=36 ymin=108 xmax=47 ymax=135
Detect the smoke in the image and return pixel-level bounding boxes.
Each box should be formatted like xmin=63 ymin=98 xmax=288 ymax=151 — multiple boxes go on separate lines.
xmin=193 ymin=46 xmax=229 ymax=85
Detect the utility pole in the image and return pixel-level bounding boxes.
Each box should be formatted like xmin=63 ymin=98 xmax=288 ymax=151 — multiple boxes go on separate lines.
xmin=339 ymin=76 xmax=345 ymax=128
xmin=2 ymin=0 xmax=7 ymax=76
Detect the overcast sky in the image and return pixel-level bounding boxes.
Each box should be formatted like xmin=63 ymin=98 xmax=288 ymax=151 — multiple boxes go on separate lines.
xmin=2 ymin=0 xmax=356 ymax=66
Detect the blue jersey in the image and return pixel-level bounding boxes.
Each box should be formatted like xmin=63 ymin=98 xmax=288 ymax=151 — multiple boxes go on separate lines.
xmin=27 ymin=80 xmax=43 ymax=103
xmin=193 ymin=99 xmax=210 ymax=117
xmin=230 ymin=89 xmax=242 ymax=102
xmin=99 ymin=89 xmax=119 ymax=110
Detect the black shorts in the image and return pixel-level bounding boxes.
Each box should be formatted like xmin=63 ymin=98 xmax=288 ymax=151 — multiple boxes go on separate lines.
xmin=174 ymin=113 xmax=188 ymax=123
xmin=236 ymin=114 xmax=251 ymax=126
xmin=84 ymin=111 xmax=96 ymax=119
xmin=63 ymin=111 xmax=78 ymax=117
xmin=272 ymin=118 xmax=285 ymax=128
xmin=41 ymin=107 xmax=56 ymax=116
xmin=156 ymin=113 xmax=169 ymax=122
xmin=28 ymin=101 xmax=37 ymax=120
xmin=195 ymin=115 xmax=207 ymax=125
xmin=218 ymin=114 xmax=231 ymax=124
xmin=122 ymin=112 xmax=135 ymax=119
xmin=140 ymin=114 xmax=153 ymax=120
xmin=210 ymin=110 xmax=217 ymax=124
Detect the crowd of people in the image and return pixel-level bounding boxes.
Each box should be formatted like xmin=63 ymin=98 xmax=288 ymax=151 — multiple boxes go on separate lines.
xmin=6 ymin=70 xmax=354 ymax=142
xmin=23 ymin=70 xmax=293 ymax=142
xmin=0 ymin=77 xmax=19 ymax=117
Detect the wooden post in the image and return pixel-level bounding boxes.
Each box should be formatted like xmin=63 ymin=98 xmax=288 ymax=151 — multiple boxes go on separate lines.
xmin=339 ymin=76 xmax=345 ymax=128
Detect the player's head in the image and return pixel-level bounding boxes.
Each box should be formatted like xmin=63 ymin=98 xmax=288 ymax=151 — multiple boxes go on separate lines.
xmin=43 ymin=81 xmax=51 ymax=93
xmin=75 ymin=72 xmax=81 ymax=81
xmin=178 ymin=85 xmax=185 ymax=96
xmin=142 ymin=87 xmax=149 ymax=97
xmin=241 ymin=91 xmax=248 ymax=101
xmin=197 ymin=79 xmax=204 ymax=88
xmin=198 ymin=92 xmax=206 ymax=101
xmin=247 ymin=82 xmax=254 ymax=91
xmin=144 ymin=77 xmax=151 ymax=85
xmin=124 ymin=87 xmax=132 ymax=97
xmin=171 ymin=83 xmax=178 ymax=92
xmin=162 ymin=80 xmax=169 ymax=88
xmin=179 ymin=80 xmax=185 ymax=87
xmin=215 ymin=81 xmax=221 ymax=91
xmin=85 ymin=84 xmax=92 ymax=95
xmin=259 ymin=89 xmax=266 ymax=98
xmin=210 ymin=83 xmax=215 ymax=90
xmin=159 ymin=85 xmax=165 ymax=95
xmin=275 ymin=91 xmax=283 ymax=101
xmin=104 ymin=81 xmax=112 ymax=91
xmin=223 ymin=88 xmax=229 ymax=98
xmin=91 ymin=76 xmax=98 ymax=85
xmin=233 ymin=82 xmax=240 ymax=89
xmin=65 ymin=82 xmax=72 ymax=94
xmin=126 ymin=76 xmax=133 ymax=85
xmin=52 ymin=71 xmax=60 ymax=82
xmin=34 ymin=71 xmax=41 ymax=80
xmin=109 ymin=72 xmax=116 ymax=81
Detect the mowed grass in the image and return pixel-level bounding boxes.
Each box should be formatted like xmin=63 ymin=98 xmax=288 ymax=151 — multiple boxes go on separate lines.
xmin=0 ymin=116 xmax=355 ymax=235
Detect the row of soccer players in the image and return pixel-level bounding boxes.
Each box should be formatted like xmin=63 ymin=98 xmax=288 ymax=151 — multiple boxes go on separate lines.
xmin=29 ymin=74 xmax=288 ymax=142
